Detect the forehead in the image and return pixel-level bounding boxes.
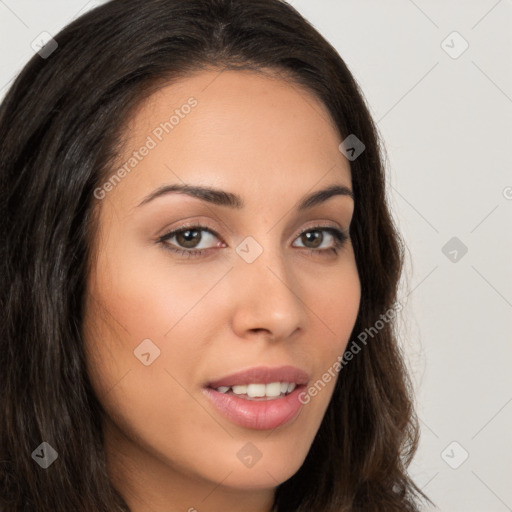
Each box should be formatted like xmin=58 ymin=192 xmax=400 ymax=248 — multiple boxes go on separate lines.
xmin=108 ymin=69 xmax=352 ymax=209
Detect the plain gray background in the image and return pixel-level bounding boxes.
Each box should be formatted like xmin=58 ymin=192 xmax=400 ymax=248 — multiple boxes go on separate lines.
xmin=1 ymin=1 xmax=511 ymax=510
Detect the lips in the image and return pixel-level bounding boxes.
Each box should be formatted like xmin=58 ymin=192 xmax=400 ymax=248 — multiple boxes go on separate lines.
xmin=203 ymin=366 xmax=309 ymax=430
xmin=205 ymin=365 xmax=309 ymax=389
xmin=203 ymin=365 xmax=310 ymax=429
xmin=203 ymin=385 xmax=306 ymax=430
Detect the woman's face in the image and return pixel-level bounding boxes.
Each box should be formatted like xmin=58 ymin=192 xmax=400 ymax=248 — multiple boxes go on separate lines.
xmin=84 ymin=69 xmax=360 ymax=507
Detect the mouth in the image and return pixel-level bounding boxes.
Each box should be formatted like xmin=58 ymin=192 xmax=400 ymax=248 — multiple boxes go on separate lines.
xmin=202 ymin=365 xmax=309 ymax=430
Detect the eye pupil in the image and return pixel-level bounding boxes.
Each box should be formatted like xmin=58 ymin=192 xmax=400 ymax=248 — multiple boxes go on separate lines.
xmin=302 ymin=231 xmax=322 ymax=248
xmin=177 ymin=229 xmax=201 ymax=248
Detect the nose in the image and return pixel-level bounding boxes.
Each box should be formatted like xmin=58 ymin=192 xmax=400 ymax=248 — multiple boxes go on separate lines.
xmin=229 ymin=247 xmax=308 ymax=342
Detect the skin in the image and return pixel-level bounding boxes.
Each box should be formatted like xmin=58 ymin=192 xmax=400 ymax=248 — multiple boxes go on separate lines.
xmin=83 ymin=68 xmax=361 ymax=512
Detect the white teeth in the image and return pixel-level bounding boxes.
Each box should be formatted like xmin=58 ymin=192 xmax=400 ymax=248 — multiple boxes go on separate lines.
xmin=215 ymin=381 xmax=298 ymax=398
xmin=247 ymin=383 xmax=266 ymax=397
xmin=265 ymin=382 xmax=282 ymax=397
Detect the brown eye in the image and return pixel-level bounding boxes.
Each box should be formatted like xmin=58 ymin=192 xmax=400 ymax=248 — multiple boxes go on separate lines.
xmin=299 ymin=230 xmax=323 ymax=249
xmin=293 ymin=227 xmax=347 ymax=253
xmin=159 ymin=224 xmax=222 ymax=256
xmin=175 ymin=229 xmax=203 ymax=249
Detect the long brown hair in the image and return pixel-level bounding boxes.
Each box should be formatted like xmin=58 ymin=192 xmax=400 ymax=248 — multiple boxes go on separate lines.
xmin=0 ymin=0 xmax=430 ymax=510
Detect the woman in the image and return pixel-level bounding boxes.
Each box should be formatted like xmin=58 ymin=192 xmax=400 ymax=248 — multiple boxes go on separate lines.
xmin=0 ymin=0 xmax=431 ymax=510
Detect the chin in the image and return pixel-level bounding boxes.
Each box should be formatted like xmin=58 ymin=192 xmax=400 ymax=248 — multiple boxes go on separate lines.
xmin=220 ymin=461 xmax=302 ymax=490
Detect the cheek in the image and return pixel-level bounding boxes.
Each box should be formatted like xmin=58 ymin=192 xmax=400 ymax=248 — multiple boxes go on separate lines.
xmin=82 ymin=251 xmax=226 ymax=472
xmin=300 ymin=257 xmax=361 ymax=394
xmin=83 ymin=235 xmax=232 ymax=411
xmin=87 ymin=236 xmax=222 ymax=354
xmin=304 ymin=256 xmax=361 ymax=351
xmin=320 ymin=272 xmax=360 ymax=334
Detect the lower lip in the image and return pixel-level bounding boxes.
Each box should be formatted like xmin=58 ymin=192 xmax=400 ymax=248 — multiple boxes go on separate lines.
xmin=203 ymin=386 xmax=306 ymax=430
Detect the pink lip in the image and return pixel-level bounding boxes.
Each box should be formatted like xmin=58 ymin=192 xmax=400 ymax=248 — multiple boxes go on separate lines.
xmin=203 ymin=385 xmax=306 ymax=430
xmin=206 ymin=365 xmax=309 ymax=388
xmin=203 ymin=365 xmax=310 ymax=430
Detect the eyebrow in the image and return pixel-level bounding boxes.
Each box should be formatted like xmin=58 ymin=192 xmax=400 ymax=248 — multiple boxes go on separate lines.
xmin=137 ymin=182 xmax=354 ymax=210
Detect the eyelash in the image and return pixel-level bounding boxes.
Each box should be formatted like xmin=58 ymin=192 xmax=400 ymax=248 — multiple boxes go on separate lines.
xmin=157 ymin=222 xmax=349 ymax=259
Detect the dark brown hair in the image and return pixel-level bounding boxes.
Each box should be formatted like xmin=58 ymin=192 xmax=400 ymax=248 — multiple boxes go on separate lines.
xmin=0 ymin=0 xmax=431 ymax=510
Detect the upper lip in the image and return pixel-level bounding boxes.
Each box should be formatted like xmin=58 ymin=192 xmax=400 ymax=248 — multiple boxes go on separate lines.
xmin=206 ymin=365 xmax=309 ymax=389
